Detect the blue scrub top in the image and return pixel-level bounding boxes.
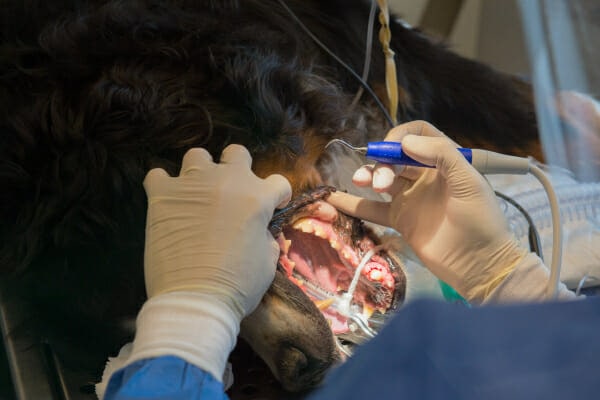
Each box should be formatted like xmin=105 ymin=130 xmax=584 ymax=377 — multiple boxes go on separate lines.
xmin=106 ymin=297 xmax=600 ymax=400
xmin=104 ymin=356 xmax=228 ymax=400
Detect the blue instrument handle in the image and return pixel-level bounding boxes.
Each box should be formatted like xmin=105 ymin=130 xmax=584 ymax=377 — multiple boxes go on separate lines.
xmin=366 ymin=141 xmax=473 ymax=167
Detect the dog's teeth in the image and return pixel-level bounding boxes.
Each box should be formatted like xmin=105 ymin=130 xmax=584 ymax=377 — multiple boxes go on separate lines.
xmin=341 ymin=248 xmax=359 ymax=265
xmin=314 ymin=226 xmax=327 ymax=238
xmin=294 ymin=220 xmax=314 ymax=234
xmin=342 ymin=249 xmax=350 ymax=260
xmin=292 ymin=220 xmax=303 ymax=229
xmin=330 ymin=239 xmax=341 ymax=250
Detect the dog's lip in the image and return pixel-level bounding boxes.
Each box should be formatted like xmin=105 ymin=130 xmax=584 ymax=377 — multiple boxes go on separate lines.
xmin=284 ymin=200 xmax=339 ymax=227
xmin=268 ymin=186 xmax=336 ymax=237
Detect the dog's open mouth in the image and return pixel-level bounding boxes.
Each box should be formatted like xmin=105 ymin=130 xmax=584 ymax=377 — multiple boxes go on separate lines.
xmin=269 ymin=187 xmax=406 ymax=341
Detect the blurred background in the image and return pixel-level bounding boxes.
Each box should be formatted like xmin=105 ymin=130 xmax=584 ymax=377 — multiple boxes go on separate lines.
xmin=388 ymin=0 xmax=530 ymax=77
xmin=390 ymin=0 xmax=600 ymax=181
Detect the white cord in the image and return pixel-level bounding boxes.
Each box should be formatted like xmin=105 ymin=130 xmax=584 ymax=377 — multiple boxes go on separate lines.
xmin=471 ymin=149 xmax=563 ymax=300
xmin=529 ymin=163 xmax=563 ymax=299
xmin=337 ymin=244 xmax=384 ymax=317
xmin=350 ymin=0 xmax=377 ymax=109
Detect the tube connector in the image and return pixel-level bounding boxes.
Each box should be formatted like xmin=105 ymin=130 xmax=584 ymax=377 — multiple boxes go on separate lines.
xmin=471 ymin=149 xmax=531 ymax=175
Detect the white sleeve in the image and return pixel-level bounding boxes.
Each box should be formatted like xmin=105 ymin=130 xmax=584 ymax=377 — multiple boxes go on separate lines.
xmin=117 ymin=291 xmax=238 ymax=382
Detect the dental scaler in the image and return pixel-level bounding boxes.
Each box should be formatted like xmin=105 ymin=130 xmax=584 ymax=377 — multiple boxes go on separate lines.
xmin=326 ymin=139 xmax=531 ymax=175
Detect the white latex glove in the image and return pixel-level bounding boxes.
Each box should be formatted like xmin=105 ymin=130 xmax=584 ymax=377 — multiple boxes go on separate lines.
xmin=110 ymin=144 xmax=291 ymax=384
xmin=143 ymin=144 xmax=291 ymax=313
xmin=327 ymin=121 xmax=528 ymax=304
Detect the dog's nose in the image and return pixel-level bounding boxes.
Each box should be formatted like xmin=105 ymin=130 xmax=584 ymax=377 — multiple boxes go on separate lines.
xmin=276 ymin=346 xmax=335 ymax=393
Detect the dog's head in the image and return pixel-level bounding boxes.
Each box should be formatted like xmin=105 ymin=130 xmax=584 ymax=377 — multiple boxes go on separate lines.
xmin=0 ymin=0 xmax=408 ymax=393
xmin=3 ymin=0 xmax=556 ymax=394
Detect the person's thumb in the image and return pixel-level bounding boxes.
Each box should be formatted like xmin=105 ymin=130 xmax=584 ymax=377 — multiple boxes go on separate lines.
xmin=325 ymin=191 xmax=391 ymax=227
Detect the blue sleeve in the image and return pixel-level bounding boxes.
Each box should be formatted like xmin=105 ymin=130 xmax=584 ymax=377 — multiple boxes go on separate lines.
xmin=104 ymin=355 xmax=230 ymax=400
xmin=308 ymin=297 xmax=600 ymax=400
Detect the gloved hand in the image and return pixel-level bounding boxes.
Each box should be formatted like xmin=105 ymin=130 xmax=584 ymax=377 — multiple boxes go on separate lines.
xmin=143 ymin=144 xmax=291 ymax=315
xmin=327 ymin=121 xmax=528 ymax=304
xmin=117 ymin=144 xmax=291 ymax=383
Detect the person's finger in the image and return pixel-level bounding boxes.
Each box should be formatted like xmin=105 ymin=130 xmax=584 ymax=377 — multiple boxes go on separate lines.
xmin=352 ymin=165 xmax=374 ymax=187
xmin=220 ymin=144 xmax=253 ymax=168
xmin=266 ymin=236 xmax=280 ymax=275
xmin=180 ymin=148 xmax=214 ymax=175
xmin=326 ymin=191 xmax=391 ymax=227
xmin=396 ymin=165 xmax=425 ymax=180
xmin=263 ymin=173 xmax=292 ymax=209
xmin=361 ymin=121 xmax=443 ymax=191
xmin=143 ymin=167 xmax=171 ymax=193
xmin=372 ymin=164 xmax=397 ymax=192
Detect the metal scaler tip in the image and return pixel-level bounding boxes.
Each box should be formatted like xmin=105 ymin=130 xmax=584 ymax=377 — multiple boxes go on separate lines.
xmin=324 ymin=139 xmax=367 ymax=154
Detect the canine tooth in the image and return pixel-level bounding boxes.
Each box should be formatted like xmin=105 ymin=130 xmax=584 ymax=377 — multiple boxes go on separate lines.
xmin=314 ymin=226 xmax=327 ymax=238
xmin=314 ymin=298 xmax=335 ymax=310
xmin=300 ymin=222 xmax=314 ymax=233
xmin=282 ymin=239 xmax=292 ymax=253
xmin=330 ymin=240 xmax=341 ymax=250
xmin=342 ymin=249 xmax=358 ymax=265
xmin=292 ymin=219 xmax=309 ymax=230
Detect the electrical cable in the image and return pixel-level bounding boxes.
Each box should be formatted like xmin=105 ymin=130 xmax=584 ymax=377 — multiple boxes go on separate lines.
xmin=494 ymin=190 xmax=544 ymax=260
xmin=337 ymin=244 xmax=384 ymax=318
xmin=529 ymin=163 xmax=563 ymax=299
xmin=473 ymin=153 xmax=563 ymax=300
xmin=575 ymin=274 xmax=599 ymax=296
xmin=350 ymin=0 xmax=377 ymax=109
xmin=276 ymin=0 xmax=395 ymax=128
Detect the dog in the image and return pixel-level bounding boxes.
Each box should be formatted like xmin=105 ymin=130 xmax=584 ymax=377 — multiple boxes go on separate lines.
xmin=1 ymin=0 xmax=555 ymax=397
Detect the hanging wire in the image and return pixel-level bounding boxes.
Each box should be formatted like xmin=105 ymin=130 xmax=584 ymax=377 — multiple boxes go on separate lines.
xmin=495 ymin=190 xmax=544 ymax=260
xmin=277 ymin=0 xmax=395 ymax=128
xmin=575 ymin=275 xmax=600 ymax=296
xmin=351 ymin=0 xmax=377 ymax=109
